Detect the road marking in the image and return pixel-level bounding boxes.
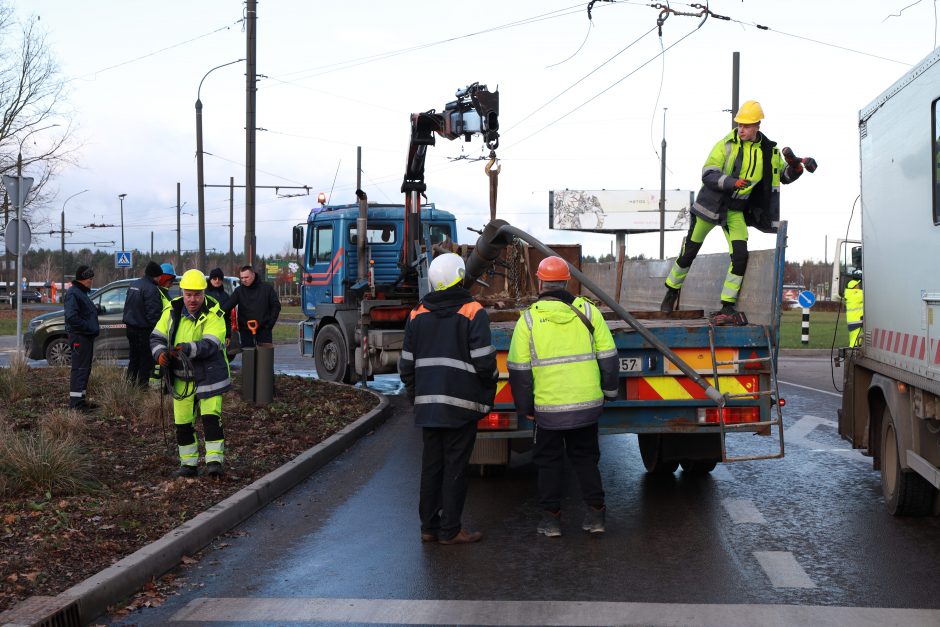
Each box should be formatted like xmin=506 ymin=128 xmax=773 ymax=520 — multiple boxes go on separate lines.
xmin=172 ymin=597 xmax=940 ymax=625
xmin=754 ymin=551 xmax=816 ymax=588
xmin=784 ymin=415 xmax=870 ymax=464
xmin=722 ymin=498 xmax=767 ymax=524
xmin=778 ymin=379 xmax=842 ymax=398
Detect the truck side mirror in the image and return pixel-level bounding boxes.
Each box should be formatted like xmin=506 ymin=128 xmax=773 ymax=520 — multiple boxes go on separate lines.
xmin=292 ymin=225 xmax=304 ymax=250
xmin=851 ymin=245 xmax=862 ymax=270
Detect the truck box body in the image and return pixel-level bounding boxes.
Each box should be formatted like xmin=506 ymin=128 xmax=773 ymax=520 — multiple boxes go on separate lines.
xmin=838 ymin=48 xmax=940 ymax=514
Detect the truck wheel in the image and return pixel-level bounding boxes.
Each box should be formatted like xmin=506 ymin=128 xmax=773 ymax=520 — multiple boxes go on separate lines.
xmin=680 ymin=459 xmax=718 ymax=475
xmin=881 ymin=406 xmax=935 ymax=516
xmin=45 ymin=337 xmax=72 ymax=366
xmin=314 ymin=324 xmax=350 ymax=383
xmin=638 ymin=434 xmax=678 ymax=474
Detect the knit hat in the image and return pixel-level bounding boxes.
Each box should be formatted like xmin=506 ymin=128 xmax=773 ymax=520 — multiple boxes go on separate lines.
xmin=209 ymin=267 xmax=224 ymax=280
xmin=145 ymin=261 xmax=163 ymax=278
xmin=75 ymin=265 xmax=94 ymax=281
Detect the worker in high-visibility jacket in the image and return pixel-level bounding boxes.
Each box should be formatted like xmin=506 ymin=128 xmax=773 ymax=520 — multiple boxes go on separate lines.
xmin=845 ymin=278 xmax=864 ymax=348
xmin=507 ymin=256 xmax=619 ymax=537
xmin=660 ymin=100 xmax=808 ymax=324
xmin=151 ymin=269 xmax=231 ymax=478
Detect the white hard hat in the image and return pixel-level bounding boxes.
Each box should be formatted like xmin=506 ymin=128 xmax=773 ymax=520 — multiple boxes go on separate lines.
xmin=428 ymin=253 xmax=466 ymax=291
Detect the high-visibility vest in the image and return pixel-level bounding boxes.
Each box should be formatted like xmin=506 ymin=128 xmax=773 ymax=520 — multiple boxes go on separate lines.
xmin=845 ymin=280 xmax=864 ymax=348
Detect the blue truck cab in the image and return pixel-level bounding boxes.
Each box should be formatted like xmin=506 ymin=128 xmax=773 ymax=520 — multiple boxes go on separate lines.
xmin=297 ymin=202 xmax=458 ymax=383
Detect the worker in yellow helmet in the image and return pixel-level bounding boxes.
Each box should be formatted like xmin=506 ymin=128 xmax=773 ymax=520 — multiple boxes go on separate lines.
xmin=151 ymin=269 xmax=231 ymax=477
xmin=845 ymin=276 xmax=864 ymax=348
xmin=661 ymin=100 xmax=813 ymax=325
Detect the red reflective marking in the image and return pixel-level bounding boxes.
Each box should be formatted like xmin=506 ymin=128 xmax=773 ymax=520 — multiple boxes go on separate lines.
xmin=901 ymin=334 xmax=909 ymax=356
xmin=879 ymin=329 xmax=886 ymax=350
xmin=892 ymin=332 xmax=901 ymax=354
xmin=934 ymin=338 xmax=940 ymax=365
xmin=919 ymin=337 xmax=926 ymax=360
xmin=303 ymin=248 xmax=345 ymax=286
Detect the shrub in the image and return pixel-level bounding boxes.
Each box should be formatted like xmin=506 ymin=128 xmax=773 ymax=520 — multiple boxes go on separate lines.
xmin=0 ymin=352 xmax=31 ymax=404
xmin=0 ymin=429 xmax=96 ymax=496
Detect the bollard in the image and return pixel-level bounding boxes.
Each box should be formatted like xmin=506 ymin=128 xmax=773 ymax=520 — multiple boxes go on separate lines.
xmin=801 ymin=307 xmax=810 ymax=346
xmin=241 ymin=347 xmax=256 ymax=402
xmin=254 ymin=344 xmax=274 ymax=406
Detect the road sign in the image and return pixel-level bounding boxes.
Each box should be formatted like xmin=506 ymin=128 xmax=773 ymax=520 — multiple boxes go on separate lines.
xmin=3 ymin=218 xmax=32 ymax=255
xmin=115 ymin=251 xmax=133 ymax=268
xmin=798 ymin=290 xmax=816 ymax=309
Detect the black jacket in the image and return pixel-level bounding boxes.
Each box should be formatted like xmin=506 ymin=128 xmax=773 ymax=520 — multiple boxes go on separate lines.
xmin=205 ymin=285 xmax=231 ymax=336
xmin=222 ymin=278 xmax=280 ymax=332
xmin=64 ymin=281 xmax=100 ymax=337
xmin=122 ymin=275 xmax=164 ymax=331
xmin=398 ymin=286 xmax=498 ymax=428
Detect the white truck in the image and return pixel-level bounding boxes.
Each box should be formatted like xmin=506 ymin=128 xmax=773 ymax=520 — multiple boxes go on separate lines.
xmin=838 ymin=47 xmax=940 ymax=515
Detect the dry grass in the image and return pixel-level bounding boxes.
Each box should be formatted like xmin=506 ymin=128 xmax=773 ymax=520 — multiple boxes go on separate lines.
xmin=0 ymin=428 xmax=97 ymax=496
xmin=90 ymin=363 xmax=149 ymax=419
xmin=39 ymin=408 xmax=87 ymax=441
xmin=0 ymin=353 xmax=31 ymax=403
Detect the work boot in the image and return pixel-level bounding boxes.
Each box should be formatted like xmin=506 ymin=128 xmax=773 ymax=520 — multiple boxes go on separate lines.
xmin=175 ymin=464 xmax=198 ymax=478
xmin=710 ymin=303 xmax=738 ymax=326
xmin=582 ymin=506 xmax=606 ymax=534
xmin=205 ymin=462 xmax=224 ymax=477
xmin=660 ymin=288 xmax=680 ymax=313
xmin=537 ymin=510 xmax=562 ymax=537
xmin=438 ymin=528 xmax=483 ymax=545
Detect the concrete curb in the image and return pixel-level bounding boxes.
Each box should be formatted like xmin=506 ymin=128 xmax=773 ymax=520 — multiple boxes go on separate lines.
xmin=58 ymin=387 xmax=391 ymax=625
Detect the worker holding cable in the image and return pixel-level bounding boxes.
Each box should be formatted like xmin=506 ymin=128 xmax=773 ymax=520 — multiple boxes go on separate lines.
xmin=151 ymin=269 xmax=231 ymax=478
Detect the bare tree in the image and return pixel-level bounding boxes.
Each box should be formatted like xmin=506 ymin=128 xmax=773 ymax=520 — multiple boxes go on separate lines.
xmin=0 ymin=2 xmax=78 ymax=214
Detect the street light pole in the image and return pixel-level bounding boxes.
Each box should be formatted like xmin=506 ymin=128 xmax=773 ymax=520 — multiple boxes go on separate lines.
xmin=61 ymin=189 xmax=88 ymax=299
xmin=196 ymin=58 xmax=244 ymax=271
xmin=118 ymin=193 xmax=127 ymax=277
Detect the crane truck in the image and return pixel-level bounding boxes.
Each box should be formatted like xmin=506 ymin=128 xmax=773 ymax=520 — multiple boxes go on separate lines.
xmin=837 ymin=48 xmax=940 ymax=516
xmin=297 ymin=84 xmax=789 ymax=474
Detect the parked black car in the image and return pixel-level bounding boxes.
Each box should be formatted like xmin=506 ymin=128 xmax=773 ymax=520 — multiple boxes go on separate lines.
xmin=24 ymin=276 xmax=239 ymax=366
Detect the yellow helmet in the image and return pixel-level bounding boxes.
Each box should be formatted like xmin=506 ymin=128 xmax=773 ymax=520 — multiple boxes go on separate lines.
xmin=179 ymin=269 xmax=207 ymax=290
xmin=734 ymin=100 xmax=764 ymax=124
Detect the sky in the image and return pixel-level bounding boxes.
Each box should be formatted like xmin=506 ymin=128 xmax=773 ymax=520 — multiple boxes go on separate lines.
xmin=10 ymin=0 xmax=940 ymax=266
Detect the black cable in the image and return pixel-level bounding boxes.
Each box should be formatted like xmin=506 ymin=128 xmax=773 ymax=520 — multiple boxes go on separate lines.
xmin=162 ymin=351 xmax=198 ymax=401
xmin=829 ymin=194 xmax=861 ymax=393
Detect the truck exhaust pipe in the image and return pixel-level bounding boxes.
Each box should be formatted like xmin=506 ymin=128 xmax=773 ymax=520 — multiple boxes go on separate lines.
xmin=464 ymin=220 xmax=727 ymax=407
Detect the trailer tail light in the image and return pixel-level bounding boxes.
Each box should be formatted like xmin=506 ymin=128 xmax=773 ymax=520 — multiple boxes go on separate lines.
xmin=332 ymin=296 xmax=344 ymax=304
xmin=369 ymin=306 xmax=411 ymax=323
xmin=478 ymin=412 xmax=516 ymax=430
xmin=697 ymin=406 xmax=760 ymax=424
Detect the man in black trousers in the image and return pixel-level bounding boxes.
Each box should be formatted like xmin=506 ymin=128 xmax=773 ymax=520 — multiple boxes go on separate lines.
xmin=64 ymin=265 xmax=100 ymax=411
xmin=122 ymin=261 xmax=166 ymax=387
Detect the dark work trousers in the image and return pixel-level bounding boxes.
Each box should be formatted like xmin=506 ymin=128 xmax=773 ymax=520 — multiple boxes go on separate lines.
xmin=419 ymin=420 xmax=478 ymax=541
xmin=238 ymin=326 xmax=273 ymax=348
xmin=68 ymin=333 xmax=95 ymax=408
xmin=533 ymin=422 xmax=605 ymax=511
xmin=125 ymin=327 xmax=154 ymax=388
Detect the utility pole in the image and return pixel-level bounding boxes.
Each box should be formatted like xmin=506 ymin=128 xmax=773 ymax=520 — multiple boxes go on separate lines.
xmin=176 ymin=182 xmax=181 ymax=267
xmin=245 ymin=0 xmax=258 ymax=266
xmin=731 ymin=51 xmax=740 ymax=127
xmin=659 ymin=108 xmax=667 ymax=260
xmin=2 ymin=192 xmax=8 ymax=291
xmin=229 ymin=176 xmax=234 ymax=269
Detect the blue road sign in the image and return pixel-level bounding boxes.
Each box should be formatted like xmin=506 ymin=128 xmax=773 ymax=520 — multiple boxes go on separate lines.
xmin=798 ymin=290 xmax=816 ymax=309
xmin=115 ymin=251 xmax=133 ymax=268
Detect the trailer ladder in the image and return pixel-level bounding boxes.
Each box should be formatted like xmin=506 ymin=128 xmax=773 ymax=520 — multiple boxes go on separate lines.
xmin=707 ymin=324 xmax=785 ymax=462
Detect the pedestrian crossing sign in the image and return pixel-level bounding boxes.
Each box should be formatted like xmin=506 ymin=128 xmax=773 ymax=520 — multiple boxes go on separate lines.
xmin=115 ymin=251 xmax=133 ymax=268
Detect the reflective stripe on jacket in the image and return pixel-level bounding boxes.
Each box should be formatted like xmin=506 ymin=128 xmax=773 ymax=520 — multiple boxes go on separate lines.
xmin=150 ymin=296 xmax=231 ymax=399
xmin=507 ymin=295 xmax=618 ymax=430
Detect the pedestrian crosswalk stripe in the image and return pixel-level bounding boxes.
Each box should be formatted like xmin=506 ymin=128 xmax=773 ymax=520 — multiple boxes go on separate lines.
xmin=171 ymin=597 xmax=940 ymax=625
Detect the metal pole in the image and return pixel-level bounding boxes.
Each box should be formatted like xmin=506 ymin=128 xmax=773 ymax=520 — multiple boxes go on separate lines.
xmin=245 ymin=0 xmax=258 ymax=266
xmin=118 ymin=194 xmax=126 ymax=251
xmin=61 ymin=189 xmax=88 ymax=299
xmin=176 ymin=182 xmax=181 ymax=267
xmin=15 ymin=152 xmax=23 ymax=350
xmin=229 ymin=176 xmax=234 ymax=267
xmin=196 ymin=96 xmax=205 ymax=270
xmin=659 ymin=108 xmax=667 ymax=260
xmin=731 ymin=52 xmax=740 ymax=128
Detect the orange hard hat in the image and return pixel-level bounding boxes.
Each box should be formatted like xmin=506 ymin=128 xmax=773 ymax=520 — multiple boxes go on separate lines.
xmin=536 ymin=256 xmax=571 ymax=282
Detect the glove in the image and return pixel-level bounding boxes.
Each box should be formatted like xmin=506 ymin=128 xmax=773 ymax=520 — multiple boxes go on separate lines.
xmin=734 ymin=178 xmax=750 ymax=189
xmin=175 ymin=343 xmax=190 ymax=356
xmin=782 ymin=146 xmax=800 ymax=166
xmin=157 ymin=350 xmax=175 ymax=367
xmin=802 ymin=156 xmax=818 ymax=173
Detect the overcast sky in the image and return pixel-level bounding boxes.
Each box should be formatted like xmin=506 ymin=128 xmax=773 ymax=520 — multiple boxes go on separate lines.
xmin=13 ymin=0 xmax=939 ymax=265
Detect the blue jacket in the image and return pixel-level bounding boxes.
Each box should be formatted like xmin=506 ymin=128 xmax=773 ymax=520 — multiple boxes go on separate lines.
xmin=64 ymin=282 xmax=100 ymax=337
xmin=122 ymin=275 xmax=164 ymax=331
xmin=398 ymin=286 xmax=498 ymax=428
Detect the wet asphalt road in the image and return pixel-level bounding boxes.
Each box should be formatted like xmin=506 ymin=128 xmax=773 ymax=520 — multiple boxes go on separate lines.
xmin=85 ymin=351 xmax=940 ymax=626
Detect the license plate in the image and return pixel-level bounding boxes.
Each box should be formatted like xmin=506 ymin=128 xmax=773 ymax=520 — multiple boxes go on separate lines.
xmin=619 ymin=357 xmax=642 ymax=372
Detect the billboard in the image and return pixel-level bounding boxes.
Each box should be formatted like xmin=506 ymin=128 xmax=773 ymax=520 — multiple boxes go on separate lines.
xmin=549 ymin=189 xmax=694 ymax=233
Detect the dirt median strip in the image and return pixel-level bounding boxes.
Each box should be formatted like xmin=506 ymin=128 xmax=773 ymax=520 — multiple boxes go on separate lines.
xmin=51 ymin=389 xmax=390 ymax=625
